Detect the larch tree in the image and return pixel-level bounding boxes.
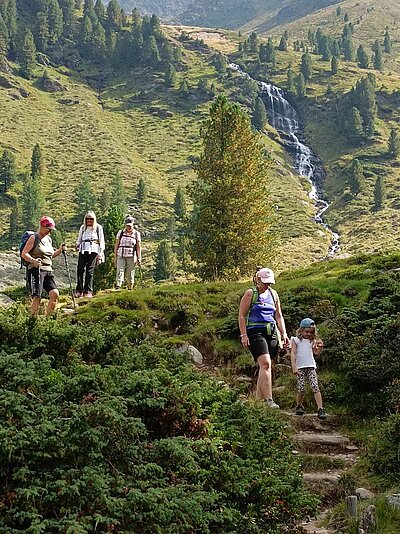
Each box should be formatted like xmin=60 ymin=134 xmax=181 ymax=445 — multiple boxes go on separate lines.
xmin=173 ymin=186 xmax=186 ymax=219
xmin=252 ymin=96 xmax=267 ymax=131
xmin=20 ymin=29 xmax=36 ymax=78
xmin=374 ymin=175 xmax=386 ymax=211
xmin=388 ymin=129 xmax=400 ymax=158
xmin=300 ymin=52 xmax=312 ymax=80
xmin=137 ymin=176 xmax=147 ymax=205
xmin=383 ymin=30 xmax=392 ymax=54
xmin=154 ymin=240 xmax=176 ymax=281
xmin=0 ymin=149 xmax=17 ymax=193
xmin=31 ymin=143 xmax=43 ymax=178
xmin=348 ymin=159 xmax=364 ymax=194
xmin=189 ymin=95 xmax=276 ymax=281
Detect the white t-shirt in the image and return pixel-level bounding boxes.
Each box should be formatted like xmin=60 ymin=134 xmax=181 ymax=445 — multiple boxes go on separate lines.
xmin=291 ymin=336 xmax=316 ymax=369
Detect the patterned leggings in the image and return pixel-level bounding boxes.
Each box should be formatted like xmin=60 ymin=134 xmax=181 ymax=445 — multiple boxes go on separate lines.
xmin=297 ymin=367 xmax=320 ymax=395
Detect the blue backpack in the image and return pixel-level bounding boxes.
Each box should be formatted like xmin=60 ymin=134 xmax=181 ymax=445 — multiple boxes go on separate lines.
xmin=19 ymin=231 xmax=39 ymax=268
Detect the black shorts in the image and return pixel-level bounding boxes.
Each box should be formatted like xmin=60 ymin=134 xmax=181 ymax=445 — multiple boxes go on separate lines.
xmin=247 ymin=325 xmax=279 ymax=361
xmin=27 ymin=268 xmax=57 ymax=298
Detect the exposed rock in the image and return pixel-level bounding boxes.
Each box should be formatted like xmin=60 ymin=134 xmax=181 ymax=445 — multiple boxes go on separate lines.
xmin=58 ymin=98 xmax=80 ymax=105
xmin=356 ymin=488 xmax=374 ymax=500
xmin=0 ymin=58 xmax=11 ymax=73
xmin=0 ymin=293 xmax=14 ymax=308
xmin=42 ymin=77 xmax=67 ymax=93
xmin=0 ymin=74 xmax=16 ymax=89
xmin=358 ymin=504 xmax=376 ymax=533
xmin=8 ymin=91 xmax=22 ymax=100
xmin=147 ymin=106 xmax=173 ymax=119
xmin=19 ymin=87 xmax=30 ymax=98
xmin=176 ymin=344 xmax=203 ymax=365
xmin=387 ymin=494 xmax=400 ymax=511
xmin=36 ymin=52 xmax=51 ymax=66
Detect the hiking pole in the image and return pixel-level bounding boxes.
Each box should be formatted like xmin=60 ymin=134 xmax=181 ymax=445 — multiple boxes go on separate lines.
xmin=62 ymin=250 xmax=76 ymax=312
xmin=137 ymin=265 xmax=144 ymax=288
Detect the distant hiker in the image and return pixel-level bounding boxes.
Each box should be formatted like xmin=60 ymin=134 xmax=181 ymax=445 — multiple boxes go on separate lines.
xmin=21 ymin=215 xmax=65 ymax=317
xmin=290 ymin=318 xmax=326 ymax=419
xmin=238 ymin=268 xmax=290 ymax=408
xmin=114 ymin=216 xmax=142 ymax=290
xmin=75 ymin=211 xmax=105 ymax=298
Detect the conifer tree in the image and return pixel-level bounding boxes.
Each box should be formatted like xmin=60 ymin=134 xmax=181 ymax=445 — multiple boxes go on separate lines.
xmin=354 ymin=76 xmax=377 ymax=136
xmin=372 ymin=41 xmax=382 ymax=70
xmin=331 ymin=55 xmax=338 ymax=75
xmin=264 ymin=38 xmax=276 ymax=66
xmin=388 ymin=129 xmax=400 ymax=158
xmin=149 ymin=14 xmax=161 ymax=37
xmin=197 ymin=77 xmax=209 ymax=93
xmin=178 ymin=234 xmax=190 ymax=272
xmin=383 ymin=30 xmax=392 ymax=54
xmin=161 ymin=42 xmax=174 ymax=64
xmin=178 ymin=78 xmax=189 ymax=96
xmin=144 ymin=35 xmax=160 ymax=67
xmin=137 ymin=176 xmax=147 ymax=205
xmin=295 ymin=72 xmax=306 ymax=98
xmin=20 ymin=29 xmax=36 ymax=78
xmin=357 ymin=45 xmax=369 ymax=68
xmin=0 ymin=149 xmax=17 ymax=193
xmin=213 ymin=51 xmax=226 ymax=75
xmin=94 ymin=204 xmax=124 ymax=289
xmin=9 ymin=198 xmax=20 ymax=242
xmin=59 ymin=0 xmax=75 ymax=36
xmin=173 ymin=186 xmax=186 ymax=219
xmin=0 ymin=13 xmax=9 ymax=61
xmin=278 ymin=35 xmax=287 ymax=52
xmin=342 ymin=37 xmax=354 ymax=61
xmin=252 ymin=96 xmax=267 ymax=131
xmin=1 ymin=0 xmax=16 ymax=49
xmin=23 ymin=174 xmax=44 ymax=229
xmin=91 ymin=18 xmax=107 ymax=63
xmin=154 ymin=240 xmax=175 ymax=281
xmin=248 ymin=32 xmax=258 ymax=52
xmin=31 ymin=143 xmax=43 ymax=178
xmin=348 ymin=159 xmax=364 ymax=194
xmin=164 ymin=62 xmax=176 ymax=87
xmin=300 ymin=52 xmax=312 ymax=80
xmin=374 ymin=175 xmax=385 ymax=211
xmin=94 ymin=0 xmax=105 ymax=23
xmin=320 ymin=35 xmax=332 ymax=61
xmin=75 ymin=176 xmax=97 ymax=218
xmin=110 ymin=172 xmax=126 ymax=212
xmin=189 ymin=95 xmax=275 ymax=280
xmin=346 ymin=107 xmax=364 ymax=142
xmin=99 ymin=187 xmax=110 ymax=215
xmin=106 ymin=0 xmax=122 ymax=30
xmin=47 ymin=0 xmax=64 ymax=45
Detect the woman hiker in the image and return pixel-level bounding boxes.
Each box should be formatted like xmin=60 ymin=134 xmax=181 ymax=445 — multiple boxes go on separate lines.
xmin=21 ymin=215 xmax=66 ymax=317
xmin=75 ymin=211 xmax=105 ymax=298
xmin=238 ymin=267 xmax=290 ymax=408
xmin=114 ymin=216 xmax=142 ymax=290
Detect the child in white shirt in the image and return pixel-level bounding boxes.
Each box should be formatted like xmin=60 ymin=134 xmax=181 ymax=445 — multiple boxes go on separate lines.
xmin=290 ymin=317 xmax=326 ymax=419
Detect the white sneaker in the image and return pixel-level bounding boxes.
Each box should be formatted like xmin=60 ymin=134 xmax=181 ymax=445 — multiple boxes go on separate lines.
xmin=265 ymin=398 xmax=280 ymax=409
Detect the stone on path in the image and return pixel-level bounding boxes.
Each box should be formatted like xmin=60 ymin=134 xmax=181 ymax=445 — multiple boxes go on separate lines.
xmin=387 ymin=494 xmax=400 ymax=511
xmin=356 ymin=487 xmax=374 ymax=500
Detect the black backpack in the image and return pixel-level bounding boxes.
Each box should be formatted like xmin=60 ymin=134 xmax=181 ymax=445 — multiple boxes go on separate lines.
xmin=19 ymin=231 xmax=39 ymax=268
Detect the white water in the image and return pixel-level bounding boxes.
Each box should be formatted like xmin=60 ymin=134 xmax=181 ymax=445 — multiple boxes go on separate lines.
xmin=230 ymin=63 xmax=340 ymax=256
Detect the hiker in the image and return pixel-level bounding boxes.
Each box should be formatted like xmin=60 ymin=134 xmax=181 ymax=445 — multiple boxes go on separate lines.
xmin=21 ymin=215 xmax=65 ymax=317
xmin=114 ymin=216 xmax=141 ymax=290
xmin=238 ymin=268 xmax=290 ymax=408
xmin=290 ymin=318 xmax=326 ymax=420
xmin=75 ymin=211 xmax=105 ymax=298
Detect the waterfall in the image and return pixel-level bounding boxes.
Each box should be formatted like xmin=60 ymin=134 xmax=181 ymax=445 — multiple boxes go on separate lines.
xmin=229 ymin=64 xmax=340 ymax=256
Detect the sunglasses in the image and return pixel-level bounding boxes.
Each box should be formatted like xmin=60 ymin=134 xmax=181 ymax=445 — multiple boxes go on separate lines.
xmin=86 ymin=218 xmax=94 ymax=221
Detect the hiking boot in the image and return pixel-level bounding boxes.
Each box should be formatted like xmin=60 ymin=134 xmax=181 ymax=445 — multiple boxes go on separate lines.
xmin=317 ymin=408 xmax=327 ymax=420
xmin=74 ymin=291 xmax=82 ymax=298
xmin=295 ymin=405 xmax=305 ymax=416
xmin=83 ymin=292 xmax=93 ymax=298
xmin=265 ymin=398 xmax=280 ymax=409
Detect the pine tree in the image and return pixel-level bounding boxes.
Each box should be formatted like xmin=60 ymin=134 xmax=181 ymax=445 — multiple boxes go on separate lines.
xmin=0 ymin=149 xmax=17 ymax=193
xmin=47 ymin=0 xmax=64 ymax=45
xmin=372 ymin=41 xmax=382 ymax=70
xmin=264 ymin=38 xmax=276 ymax=66
xmin=252 ymin=96 xmax=267 ymax=131
xmin=91 ymin=18 xmax=107 ymax=63
xmin=278 ymin=35 xmax=287 ymax=51
xmin=178 ymin=78 xmax=189 ymax=96
xmin=342 ymin=37 xmax=354 ymax=61
xmin=59 ymin=0 xmax=75 ymax=36
xmin=346 ymin=107 xmax=364 ymax=142
xmin=110 ymin=172 xmax=126 ymax=212
xmin=248 ymin=32 xmax=258 ymax=52
xmin=137 ymin=176 xmax=147 ymax=205
xmin=164 ymin=62 xmax=176 ymax=87
xmin=213 ymin=51 xmax=226 ymax=74
xmin=144 ymin=35 xmax=160 ymax=67
xmin=166 ymin=216 xmax=175 ymax=247
xmin=1 ymin=0 xmax=16 ymax=49
xmin=348 ymin=159 xmax=364 ymax=194
xmin=94 ymin=0 xmax=105 ymax=22
xmin=99 ymin=187 xmax=110 ymax=215
xmin=331 ymin=55 xmax=339 ymax=75
xmin=287 ymin=67 xmax=294 ymax=92
xmin=300 ymin=52 xmax=312 ymax=80
xmin=189 ymin=95 xmax=276 ymax=280
xmin=106 ymin=0 xmax=122 ymax=30
xmin=178 ymin=234 xmax=190 ymax=271
xmin=0 ymin=13 xmax=9 ymax=61
xmin=374 ymin=175 xmax=385 ymax=211
xmin=173 ymin=186 xmax=186 ymax=219
xmin=31 ymin=143 xmax=43 ymax=178
xmin=295 ymin=72 xmax=306 ymax=98
xmin=149 ymin=14 xmax=161 ymax=37
xmin=23 ymin=174 xmax=44 ymax=229
xmin=154 ymin=240 xmax=176 ymax=281
xmin=9 ymin=198 xmax=20 ymax=243
xmin=320 ymin=35 xmax=332 ymax=61
xmin=357 ymin=45 xmax=369 ymax=68
xmin=388 ymin=129 xmax=400 ymax=158
xmin=383 ymin=30 xmax=392 ymax=54
xmin=161 ymin=42 xmax=174 ymax=64
xmin=20 ymin=29 xmax=36 ymax=78
xmin=354 ymin=76 xmax=377 ymax=136
xmin=75 ymin=176 xmax=97 ymax=218
xmin=94 ymin=204 xmax=124 ymax=289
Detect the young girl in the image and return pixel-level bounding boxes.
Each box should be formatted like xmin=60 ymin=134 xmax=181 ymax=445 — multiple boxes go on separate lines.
xmin=290 ymin=317 xmax=326 ymax=419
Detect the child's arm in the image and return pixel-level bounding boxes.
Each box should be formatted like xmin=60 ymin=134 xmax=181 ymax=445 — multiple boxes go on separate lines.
xmin=312 ymin=338 xmax=324 ymax=356
xmin=290 ymin=340 xmax=298 ymax=375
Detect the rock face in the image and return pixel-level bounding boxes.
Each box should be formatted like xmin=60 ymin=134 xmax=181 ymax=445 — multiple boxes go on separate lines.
xmin=42 ymin=77 xmax=67 ymax=92
xmin=176 ymin=344 xmax=203 ymax=365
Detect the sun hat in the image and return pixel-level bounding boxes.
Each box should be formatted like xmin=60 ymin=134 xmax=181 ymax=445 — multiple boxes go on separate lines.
xmin=257 ymin=268 xmax=275 ymax=284
xmin=300 ymin=318 xmax=315 ymax=328
xmin=124 ymin=216 xmax=135 ymax=226
xmin=40 ymin=215 xmax=56 ymax=230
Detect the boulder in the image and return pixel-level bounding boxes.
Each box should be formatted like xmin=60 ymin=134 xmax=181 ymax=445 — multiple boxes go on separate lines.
xmin=58 ymin=98 xmax=80 ymax=105
xmin=0 ymin=74 xmax=16 ymax=88
xmin=176 ymin=344 xmax=203 ymax=365
xmin=19 ymin=87 xmax=30 ymax=98
xmin=356 ymin=488 xmax=374 ymax=500
xmin=358 ymin=505 xmax=376 ymax=533
xmin=387 ymin=494 xmax=400 ymax=511
xmin=42 ymin=77 xmax=67 ymax=93
xmin=0 ymin=58 xmax=11 ymax=73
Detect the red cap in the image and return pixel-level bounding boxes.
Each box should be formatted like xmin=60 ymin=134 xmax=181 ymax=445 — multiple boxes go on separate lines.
xmin=40 ymin=215 xmax=56 ymax=229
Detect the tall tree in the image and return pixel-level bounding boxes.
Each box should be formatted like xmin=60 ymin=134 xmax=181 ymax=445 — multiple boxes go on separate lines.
xmin=23 ymin=174 xmax=44 ymax=229
xmin=106 ymin=0 xmax=122 ymax=30
xmin=189 ymin=95 xmax=275 ymax=280
xmin=173 ymin=186 xmax=186 ymax=219
xmin=348 ymin=159 xmax=364 ymax=194
xmin=31 ymin=143 xmax=43 ymax=178
xmin=47 ymin=0 xmax=64 ymax=45
xmin=295 ymin=72 xmax=306 ymax=98
xmin=144 ymin=35 xmax=160 ymax=67
xmin=300 ymin=52 xmax=312 ymax=80
xmin=20 ymin=29 xmax=36 ymax=78
xmin=383 ymin=30 xmax=392 ymax=54
xmin=357 ymin=45 xmax=369 ymax=68
xmin=136 ymin=176 xmax=147 ymax=205
xmin=252 ymin=96 xmax=267 ymax=131
xmin=94 ymin=204 xmax=124 ymax=289
xmin=0 ymin=13 xmax=9 ymax=61
xmin=346 ymin=107 xmax=364 ymax=142
xmin=354 ymin=76 xmax=377 ymax=136
xmin=372 ymin=40 xmax=382 ymax=70
xmin=287 ymin=67 xmax=294 ymax=92
xmin=388 ymin=129 xmax=400 ymax=158
xmin=0 ymin=149 xmax=17 ymax=193
xmin=74 ymin=176 xmax=97 ymax=218
xmin=331 ymin=55 xmax=339 ymax=75
xmin=248 ymin=32 xmax=258 ymax=52
xmin=9 ymin=198 xmax=20 ymax=243
xmin=342 ymin=37 xmax=354 ymax=61
xmin=154 ymin=240 xmax=175 ymax=281
xmin=278 ymin=35 xmax=287 ymax=52
xmin=213 ymin=51 xmax=226 ymax=74
xmin=164 ymin=62 xmax=176 ymax=87
xmin=94 ymin=0 xmax=105 ymax=23
xmin=374 ymin=175 xmax=385 ymax=211
xmin=110 ymin=172 xmax=126 ymax=212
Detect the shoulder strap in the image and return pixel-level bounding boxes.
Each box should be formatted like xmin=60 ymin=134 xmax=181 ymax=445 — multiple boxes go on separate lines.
xmin=246 ymin=287 xmax=259 ymax=326
xmin=30 ymin=232 xmax=40 ymax=252
xmin=269 ymin=287 xmax=278 ymax=305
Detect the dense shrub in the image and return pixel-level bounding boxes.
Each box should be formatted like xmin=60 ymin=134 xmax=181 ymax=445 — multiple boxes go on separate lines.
xmin=0 ymin=311 xmax=316 ymax=533
xmin=366 ymin=414 xmax=400 ymax=483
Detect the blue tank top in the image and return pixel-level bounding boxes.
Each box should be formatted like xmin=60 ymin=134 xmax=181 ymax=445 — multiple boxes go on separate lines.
xmin=247 ymin=288 xmax=276 ymax=328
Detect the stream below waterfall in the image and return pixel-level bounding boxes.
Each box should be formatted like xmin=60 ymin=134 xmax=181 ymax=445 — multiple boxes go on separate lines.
xmin=230 ymin=63 xmax=340 ymax=256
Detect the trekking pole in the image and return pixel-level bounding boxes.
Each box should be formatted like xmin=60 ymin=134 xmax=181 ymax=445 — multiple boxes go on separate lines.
xmin=137 ymin=265 xmax=144 ymax=288
xmin=62 ymin=250 xmax=76 ymax=312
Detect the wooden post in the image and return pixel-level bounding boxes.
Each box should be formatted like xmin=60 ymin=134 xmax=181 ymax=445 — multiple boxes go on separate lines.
xmin=346 ymin=495 xmax=358 ymax=517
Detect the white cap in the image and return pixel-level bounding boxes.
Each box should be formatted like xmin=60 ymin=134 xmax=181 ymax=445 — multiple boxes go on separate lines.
xmin=257 ymin=268 xmax=275 ymax=284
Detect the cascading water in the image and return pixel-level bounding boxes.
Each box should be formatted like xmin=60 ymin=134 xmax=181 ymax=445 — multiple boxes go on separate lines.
xmin=230 ymin=64 xmax=340 ymax=256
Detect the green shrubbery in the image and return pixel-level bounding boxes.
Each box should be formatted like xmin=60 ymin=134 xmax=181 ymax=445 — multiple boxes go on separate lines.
xmin=0 ymin=310 xmax=317 ymax=533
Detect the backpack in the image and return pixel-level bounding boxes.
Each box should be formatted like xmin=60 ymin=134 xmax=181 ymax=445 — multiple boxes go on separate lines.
xmin=246 ymin=286 xmax=283 ymax=347
xmin=117 ymin=229 xmax=138 ymax=256
xmin=19 ymin=231 xmax=39 ymax=268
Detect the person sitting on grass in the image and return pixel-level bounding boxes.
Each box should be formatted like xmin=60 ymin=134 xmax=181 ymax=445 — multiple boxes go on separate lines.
xmin=290 ymin=317 xmax=326 ymax=419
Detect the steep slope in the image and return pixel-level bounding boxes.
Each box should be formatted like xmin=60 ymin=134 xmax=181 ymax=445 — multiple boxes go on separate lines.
xmin=117 ymin=0 xmax=191 ymax=19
